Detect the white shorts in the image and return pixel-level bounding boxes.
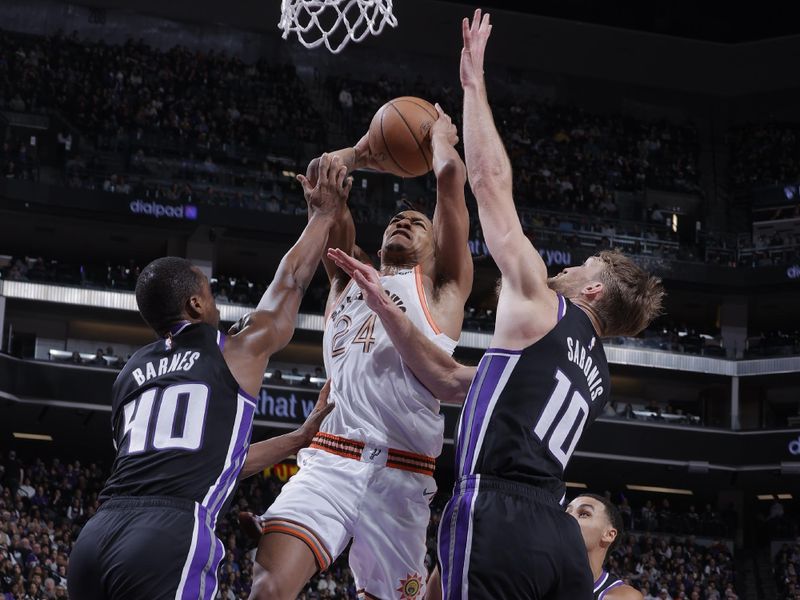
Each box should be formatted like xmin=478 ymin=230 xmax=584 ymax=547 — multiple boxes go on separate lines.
xmin=261 ymin=442 xmax=437 ymax=600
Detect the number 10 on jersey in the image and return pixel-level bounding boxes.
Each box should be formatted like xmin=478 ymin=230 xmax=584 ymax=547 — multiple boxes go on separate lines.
xmin=533 ymin=369 xmax=590 ymax=470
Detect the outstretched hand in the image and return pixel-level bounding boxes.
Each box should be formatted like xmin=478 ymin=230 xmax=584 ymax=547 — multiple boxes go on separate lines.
xmin=460 ymin=9 xmax=492 ymax=89
xmin=326 ymin=248 xmax=390 ymax=315
xmin=431 ymin=103 xmax=459 ymax=147
xmin=297 ymin=153 xmax=353 ymax=217
xmin=294 ymin=379 xmax=335 ymax=448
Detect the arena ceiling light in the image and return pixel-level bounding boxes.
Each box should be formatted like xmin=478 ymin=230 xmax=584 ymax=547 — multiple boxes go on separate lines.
xmin=625 ymin=484 xmax=693 ymax=496
xmin=565 ymin=482 xmax=588 ymax=489
xmin=12 ymin=432 xmax=53 ymax=441
xmin=778 ymin=494 xmax=794 ymax=500
xmin=757 ymin=494 xmax=775 ymax=500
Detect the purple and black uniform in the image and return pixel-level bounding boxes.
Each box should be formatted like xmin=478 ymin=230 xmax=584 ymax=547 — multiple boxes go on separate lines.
xmin=594 ymin=570 xmax=625 ymax=599
xmin=68 ymin=322 xmax=255 ymax=600
xmin=438 ymin=296 xmax=610 ymax=600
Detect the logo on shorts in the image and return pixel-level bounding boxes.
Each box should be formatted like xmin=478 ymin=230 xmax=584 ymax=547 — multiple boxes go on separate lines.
xmin=369 ymin=448 xmax=382 ymax=460
xmin=397 ymin=573 xmax=423 ymax=599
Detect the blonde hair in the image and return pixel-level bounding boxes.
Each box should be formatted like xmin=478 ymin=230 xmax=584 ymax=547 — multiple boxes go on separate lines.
xmin=594 ymin=250 xmax=665 ymax=337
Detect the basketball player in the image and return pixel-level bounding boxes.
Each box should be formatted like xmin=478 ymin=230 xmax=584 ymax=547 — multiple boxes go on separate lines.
xmin=422 ymin=494 xmax=643 ymax=600
xmin=566 ymin=494 xmax=644 ymax=600
xmin=249 ymin=105 xmax=473 ymax=600
xmin=66 ymin=154 xmax=351 ymax=600
xmin=325 ymin=9 xmax=664 ymax=599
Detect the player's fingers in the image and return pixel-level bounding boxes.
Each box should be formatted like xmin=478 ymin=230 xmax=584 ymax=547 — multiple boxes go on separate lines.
xmin=343 ymin=176 xmax=354 ymax=196
xmin=473 ymin=9 xmax=482 ymax=33
xmin=353 ymin=269 xmax=369 ymax=289
xmin=326 ymin=248 xmax=345 ymax=266
xmin=319 ymin=402 xmax=335 ymax=419
xmin=482 ymin=12 xmax=491 ymax=31
xmin=327 ymin=155 xmax=343 ymax=185
xmin=318 ymin=378 xmax=332 ymax=402
xmin=355 ymin=266 xmax=380 ymax=290
xmin=335 ymin=165 xmax=348 ymax=189
xmin=318 ymin=153 xmax=332 ymax=184
xmin=462 ymin=17 xmax=470 ymax=48
xmin=328 ymin=249 xmax=358 ymax=276
xmin=296 ymin=174 xmax=312 ymax=195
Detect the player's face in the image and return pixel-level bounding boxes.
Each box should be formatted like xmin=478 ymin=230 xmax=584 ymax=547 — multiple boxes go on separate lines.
xmin=546 ymin=256 xmax=605 ymax=298
xmin=380 ymin=211 xmax=434 ymax=265
xmin=192 ymin=268 xmax=221 ymax=329
xmin=565 ymin=496 xmax=610 ymax=552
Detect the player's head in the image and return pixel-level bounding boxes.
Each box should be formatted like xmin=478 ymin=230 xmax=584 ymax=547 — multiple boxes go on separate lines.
xmin=379 ymin=210 xmax=435 ymax=268
xmin=135 ymin=257 xmax=220 ymax=336
xmin=547 ymin=250 xmax=664 ymax=337
xmin=566 ymin=494 xmax=623 ymax=556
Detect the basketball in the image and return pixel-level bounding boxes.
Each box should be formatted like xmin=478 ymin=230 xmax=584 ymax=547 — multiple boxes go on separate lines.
xmin=368 ymin=96 xmax=438 ymax=177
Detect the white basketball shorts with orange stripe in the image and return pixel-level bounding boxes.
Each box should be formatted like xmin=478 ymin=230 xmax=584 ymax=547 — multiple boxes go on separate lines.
xmin=260 ymin=441 xmax=436 ymax=600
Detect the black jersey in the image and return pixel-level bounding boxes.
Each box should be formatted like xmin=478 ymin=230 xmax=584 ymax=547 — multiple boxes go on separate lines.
xmin=100 ymin=321 xmax=255 ymax=522
xmin=454 ymin=295 xmax=610 ymax=503
xmin=594 ymin=570 xmax=624 ymax=599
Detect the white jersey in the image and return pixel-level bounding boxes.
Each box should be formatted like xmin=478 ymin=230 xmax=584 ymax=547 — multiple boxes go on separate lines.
xmin=322 ymin=265 xmax=458 ymax=458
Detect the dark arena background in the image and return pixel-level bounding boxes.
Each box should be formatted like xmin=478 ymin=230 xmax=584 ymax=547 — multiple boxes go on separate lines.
xmin=1 ymin=0 xmax=800 ymax=598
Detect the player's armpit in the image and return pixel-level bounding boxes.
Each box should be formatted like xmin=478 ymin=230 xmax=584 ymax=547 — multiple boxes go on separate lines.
xmin=224 ymin=310 xmax=294 ymax=396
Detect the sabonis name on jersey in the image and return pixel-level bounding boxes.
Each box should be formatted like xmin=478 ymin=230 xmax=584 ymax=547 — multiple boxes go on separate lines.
xmin=566 ymin=336 xmax=605 ymax=401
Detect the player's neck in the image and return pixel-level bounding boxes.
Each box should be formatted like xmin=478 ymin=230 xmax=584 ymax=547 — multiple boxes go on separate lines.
xmin=571 ymin=298 xmax=606 ymax=337
xmin=380 ymin=258 xmax=423 ymax=275
xmin=589 ymin=549 xmax=607 ymax=583
xmin=165 ymin=319 xmax=193 ymax=337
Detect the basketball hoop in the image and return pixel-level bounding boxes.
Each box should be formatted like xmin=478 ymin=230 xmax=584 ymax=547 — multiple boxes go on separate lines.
xmin=279 ymin=0 xmax=397 ymax=54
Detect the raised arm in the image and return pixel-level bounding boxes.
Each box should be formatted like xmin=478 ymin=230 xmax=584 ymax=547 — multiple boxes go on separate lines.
xmin=223 ymin=154 xmax=352 ymax=397
xmin=460 ymin=10 xmax=549 ymax=298
xmin=430 ymin=104 xmax=472 ymax=297
xmin=328 ymin=248 xmax=476 ymax=404
xmin=307 ymin=134 xmax=380 ymax=311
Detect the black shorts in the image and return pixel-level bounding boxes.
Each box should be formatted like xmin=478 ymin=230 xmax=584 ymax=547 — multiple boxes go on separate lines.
xmin=437 ymin=475 xmax=593 ymax=600
xmin=67 ymin=496 xmax=224 ymax=600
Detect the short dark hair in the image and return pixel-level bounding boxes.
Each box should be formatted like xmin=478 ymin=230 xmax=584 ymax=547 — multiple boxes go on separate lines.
xmin=582 ymin=493 xmax=624 ymax=553
xmin=135 ymin=257 xmax=203 ymax=335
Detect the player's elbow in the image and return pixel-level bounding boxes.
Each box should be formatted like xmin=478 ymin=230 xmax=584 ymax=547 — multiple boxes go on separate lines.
xmin=470 ymin=175 xmax=513 ymax=200
xmin=444 ymin=383 xmax=468 ymax=405
xmin=441 ymin=366 xmax=471 ymax=405
xmin=270 ymin=317 xmax=296 ymax=352
xmin=435 ymin=157 xmax=467 ymax=184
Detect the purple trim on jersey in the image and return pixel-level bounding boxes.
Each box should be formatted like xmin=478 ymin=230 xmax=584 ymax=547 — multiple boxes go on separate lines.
xmin=238 ymin=388 xmax=259 ymax=404
xmin=439 ymin=477 xmax=480 ymax=600
xmin=454 ymin=358 xmax=488 ymax=470
xmin=168 ymin=320 xmax=193 ymax=337
xmin=598 ymin=579 xmax=624 ymax=599
xmin=180 ymin=505 xmax=218 ymax=600
xmin=217 ymin=331 xmax=226 ymax=352
xmin=204 ymin=400 xmax=255 ymax=522
xmin=594 ymin=570 xmax=608 ymax=590
xmin=437 ymin=496 xmax=455 ymax=595
xmin=201 ymin=538 xmax=225 ymax=600
xmin=557 ymin=294 xmax=566 ymax=322
xmin=484 ymin=347 xmax=523 ymax=354
xmin=457 ymin=355 xmax=512 ymax=476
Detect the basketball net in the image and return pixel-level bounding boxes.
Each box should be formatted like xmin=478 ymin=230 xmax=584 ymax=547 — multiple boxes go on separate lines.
xmin=279 ymin=0 xmax=397 ymax=54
